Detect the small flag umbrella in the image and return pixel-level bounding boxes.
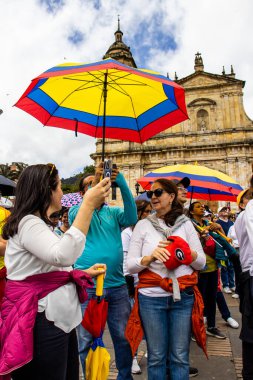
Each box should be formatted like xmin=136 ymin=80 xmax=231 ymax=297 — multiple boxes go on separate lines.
xmin=82 ymin=270 xmax=110 ymax=380
xmin=0 ymin=175 xmax=16 ymax=196
xmin=61 ymin=192 xmax=82 ymax=208
xmin=14 ymin=59 xmax=188 ymax=161
xmin=137 ymin=164 xmax=243 ymax=202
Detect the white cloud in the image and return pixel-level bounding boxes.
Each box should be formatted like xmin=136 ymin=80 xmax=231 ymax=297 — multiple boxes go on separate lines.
xmin=0 ymin=0 xmax=252 ymax=178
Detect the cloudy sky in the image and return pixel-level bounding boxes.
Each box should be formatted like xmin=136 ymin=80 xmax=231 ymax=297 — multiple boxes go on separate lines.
xmin=1 ymin=0 xmax=252 ymax=178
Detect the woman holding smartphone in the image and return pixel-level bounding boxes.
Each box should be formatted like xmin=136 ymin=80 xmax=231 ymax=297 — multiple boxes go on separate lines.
xmin=0 ymin=164 xmax=110 ymax=380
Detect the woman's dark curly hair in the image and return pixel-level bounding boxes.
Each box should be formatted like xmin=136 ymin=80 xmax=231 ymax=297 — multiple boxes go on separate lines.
xmin=153 ymin=178 xmax=183 ymax=226
xmin=2 ymin=164 xmax=59 ymax=239
xmin=135 ymin=200 xmax=151 ymax=220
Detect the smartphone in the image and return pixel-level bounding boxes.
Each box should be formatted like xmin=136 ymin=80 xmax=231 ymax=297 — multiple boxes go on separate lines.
xmin=103 ymin=159 xmax=112 ymax=179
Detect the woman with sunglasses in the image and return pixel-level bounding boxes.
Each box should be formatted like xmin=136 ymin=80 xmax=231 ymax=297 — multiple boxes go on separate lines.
xmin=0 ymin=164 xmax=110 ymax=380
xmin=126 ymin=179 xmax=206 ymax=380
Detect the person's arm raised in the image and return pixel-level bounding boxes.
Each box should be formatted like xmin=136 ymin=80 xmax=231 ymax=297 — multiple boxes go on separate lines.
xmin=72 ymin=177 xmax=111 ymax=235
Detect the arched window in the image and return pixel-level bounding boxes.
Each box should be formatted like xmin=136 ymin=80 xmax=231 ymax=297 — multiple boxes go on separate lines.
xmin=197 ymin=109 xmax=209 ymax=131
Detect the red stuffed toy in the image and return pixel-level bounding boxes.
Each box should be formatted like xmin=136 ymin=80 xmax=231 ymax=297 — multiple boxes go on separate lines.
xmin=164 ymin=236 xmax=193 ymax=270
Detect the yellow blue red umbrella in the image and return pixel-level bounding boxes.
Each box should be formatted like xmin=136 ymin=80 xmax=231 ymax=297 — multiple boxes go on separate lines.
xmin=137 ymin=164 xmax=243 ymax=202
xmin=14 ymin=59 xmax=188 ymax=160
xmin=82 ymin=270 xmax=110 ymax=380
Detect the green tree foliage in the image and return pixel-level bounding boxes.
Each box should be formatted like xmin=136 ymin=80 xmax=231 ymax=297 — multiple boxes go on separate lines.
xmin=0 ymin=162 xmax=28 ymax=181
xmin=61 ymin=164 xmax=95 ymax=194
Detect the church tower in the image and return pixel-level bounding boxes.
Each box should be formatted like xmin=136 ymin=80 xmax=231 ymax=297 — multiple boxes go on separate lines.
xmin=103 ymin=16 xmax=137 ymax=68
xmin=92 ymin=25 xmax=253 ymax=208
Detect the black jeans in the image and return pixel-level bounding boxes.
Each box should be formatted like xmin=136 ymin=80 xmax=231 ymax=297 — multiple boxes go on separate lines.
xmin=198 ymin=270 xmax=218 ymax=328
xmin=230 ymin=252 xmax=242 ymax=294
xmin=242 ymin=341 xmax=253 ymax=379
xmin=216 ymin=290 xmax=230 ymax=321
xmin=12 ymin=312 xmax=79 ymax=380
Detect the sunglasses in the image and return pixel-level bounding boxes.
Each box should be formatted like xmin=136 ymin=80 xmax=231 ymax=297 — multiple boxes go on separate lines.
xmin=177 ymin=186 xmax=188 ymax=192
xmin=47 ymin=163 xmax=55 ymax=177
xmin=147 ymin=188 xmax=164 ymax=199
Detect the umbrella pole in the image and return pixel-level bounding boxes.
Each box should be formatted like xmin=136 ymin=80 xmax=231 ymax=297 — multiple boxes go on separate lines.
xmin=190 ymin=186 xmax=194 ymax=205
xmin=102 ymin=71 xmax=108 ymax=162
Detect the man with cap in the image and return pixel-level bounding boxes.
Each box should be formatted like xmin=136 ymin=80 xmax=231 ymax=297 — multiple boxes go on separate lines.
xmin=217 ymin=207 xmax=234 ymax=236
xmin=172 ymin=177 xmax=190 ymax=206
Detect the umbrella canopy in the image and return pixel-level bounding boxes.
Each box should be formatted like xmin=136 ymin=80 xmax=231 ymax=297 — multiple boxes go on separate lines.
xmin=85 ymin=339 xmax=110 ymax=380
xmin=61 ymin=192 xmax=82 ymax=208
xmin=15 ymin=59 xmax=188 ymax=160
xmin=82 ymin=298 xmax=108 ymax=338
xmin=137 ymin=164 xmax=243 ymax=202
xmin=0 ymin=175 xmax=16 ymax=196
xmin=134 ymin=192 xmax=150 ymax=202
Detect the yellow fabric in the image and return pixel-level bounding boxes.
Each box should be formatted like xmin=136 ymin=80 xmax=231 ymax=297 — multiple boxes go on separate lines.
xmin=0 ymin=207 xmax=10 ymax=270
xmin=40 ymin=69 xmax=167 ymax=118
xmin=85 ymin=346 xmax=110 ymax=380
xmin=0 ymin=257 xmax=4 ymax=270
xmin=201 ymin=254 xmax=217 ymax=273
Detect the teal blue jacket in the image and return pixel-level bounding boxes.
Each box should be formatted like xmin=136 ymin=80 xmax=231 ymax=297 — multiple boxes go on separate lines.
xmin=209 ymin=230 xmax=237 ymax=262
xmin=69 ymin=173 xmax=137 ymax=288
xmin=192 ymin=219 xmax=237 ymax=264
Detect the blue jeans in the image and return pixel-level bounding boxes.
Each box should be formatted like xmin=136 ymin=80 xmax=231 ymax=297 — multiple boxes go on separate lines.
xmin=138 ymin=290 xmax=194 ymax=380
xmin=77 ymin=285 xmax=133 ymax=380
xmin=221 ymin=260 xmax=235 ymax=289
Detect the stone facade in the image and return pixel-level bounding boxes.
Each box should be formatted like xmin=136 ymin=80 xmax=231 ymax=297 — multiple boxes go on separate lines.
xmin=91 ymin=29 xmax=253 ymax=208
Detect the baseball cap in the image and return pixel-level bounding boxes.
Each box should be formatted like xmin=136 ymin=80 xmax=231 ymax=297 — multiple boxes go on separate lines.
xmin=164 ymin=236 xmax=193 ymax=270
xmin=237 ymin=189 xmax=249 ymax=206
xmin=172 ymin=177 xmax=191 ymax=189
xmin=218 ymin=206 xmax=228 ymax=213
xmin=204 ymin=210 xmax=212 ymax=217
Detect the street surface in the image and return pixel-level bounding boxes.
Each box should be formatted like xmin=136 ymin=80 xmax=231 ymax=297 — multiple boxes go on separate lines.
xmin=80 ymin=294 xmax=242 ymax=380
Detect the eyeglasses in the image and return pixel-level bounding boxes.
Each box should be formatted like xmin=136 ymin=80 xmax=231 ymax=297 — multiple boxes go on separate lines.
xmin=47 ymin=163 xmax=55 ymax=177
xmin=177 ymin=186 xmax=188 ymax=192
xmin=147 ymin=188 xmax=164 ymax=199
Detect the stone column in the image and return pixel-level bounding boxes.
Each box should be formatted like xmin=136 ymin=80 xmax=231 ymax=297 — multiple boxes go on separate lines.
xmin=228 ymin=93 xmax=236 ymax=128
xmin=233 ymin=92 xmax=241 ymax=127
xmin=236 ymin=158 xmax=250 ymax=188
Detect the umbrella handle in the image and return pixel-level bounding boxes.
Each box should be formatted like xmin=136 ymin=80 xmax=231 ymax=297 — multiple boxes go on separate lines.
xmin=96 ymin=268 xmax=104 ymax=297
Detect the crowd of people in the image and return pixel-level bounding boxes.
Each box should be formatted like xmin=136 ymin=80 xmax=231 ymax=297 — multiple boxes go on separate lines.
xmin=0 ymin=162 xmax=252 ymax=380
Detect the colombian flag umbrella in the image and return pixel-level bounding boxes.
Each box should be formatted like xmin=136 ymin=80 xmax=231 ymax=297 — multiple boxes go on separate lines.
xmin=15 ymin=59 xmax=188 ymax=160
xmin=82 ymin=270 xmax=110 ymax=380
xmin=137 ymin=164 xmax=243 ymax=202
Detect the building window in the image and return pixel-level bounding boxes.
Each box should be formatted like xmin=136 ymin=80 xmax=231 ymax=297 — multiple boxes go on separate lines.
xmin=197 ymin=109 xmax=209 ymax=131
